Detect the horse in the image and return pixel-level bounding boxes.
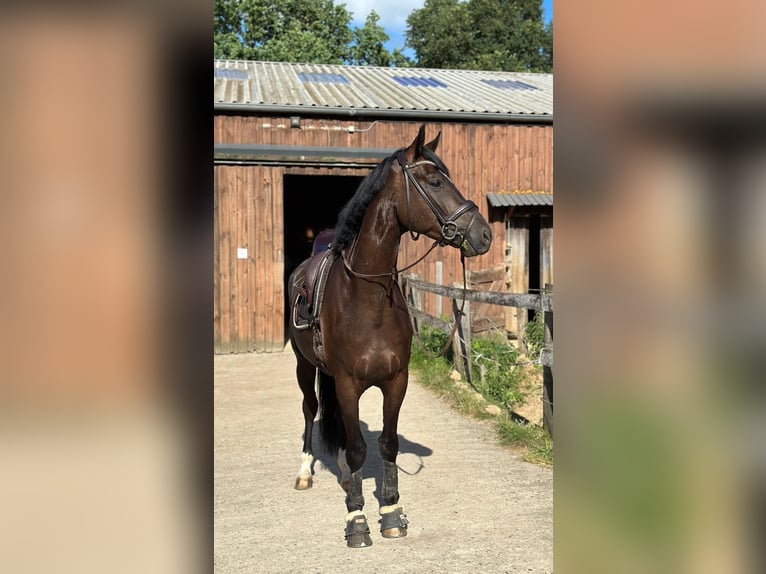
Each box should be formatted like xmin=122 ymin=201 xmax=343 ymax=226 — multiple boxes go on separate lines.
xmin=287 ymin=125 xmax=492 ymax=547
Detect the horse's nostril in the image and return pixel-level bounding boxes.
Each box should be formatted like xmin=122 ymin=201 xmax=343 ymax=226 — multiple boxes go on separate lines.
xmin=482 ymin=229 xmax=491 ymax=244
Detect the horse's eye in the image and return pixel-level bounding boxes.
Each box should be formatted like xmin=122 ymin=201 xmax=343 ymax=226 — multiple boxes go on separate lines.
xmin=430 ymin=179 xmax=443 ymax=188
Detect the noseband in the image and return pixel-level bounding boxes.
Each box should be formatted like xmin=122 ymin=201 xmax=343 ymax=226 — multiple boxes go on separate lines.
xmin=395 ymin=150 xmax=480 ymax=252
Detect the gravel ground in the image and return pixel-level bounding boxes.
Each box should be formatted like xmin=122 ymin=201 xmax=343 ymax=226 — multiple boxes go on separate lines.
xmin=215 ymin=351 xmax=552 ymax=573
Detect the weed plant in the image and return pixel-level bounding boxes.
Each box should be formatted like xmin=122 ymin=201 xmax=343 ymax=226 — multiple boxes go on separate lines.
xmin=410 ymin=324 xmax=552 ymax=466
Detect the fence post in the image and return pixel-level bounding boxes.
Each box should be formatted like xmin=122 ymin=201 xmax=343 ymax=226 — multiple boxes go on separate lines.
xmin=411 ymin=273 xmax=422 ymax=314
xmin=542 ymin=283 xmax=553 ymax=439
xmin=435 ymin=261 xmax=443 ymax=317
xmin=404 ymin=273 xmax=421 ymax=334
xmin=452 ymin=283 xmax=472 ymax=384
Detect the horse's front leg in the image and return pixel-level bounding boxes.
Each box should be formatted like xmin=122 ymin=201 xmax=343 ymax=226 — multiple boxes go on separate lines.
xmin=378 ymin=370 xmax=409 ymax=538
xmin=336 ymin=382 xmax=372 ymax=548
xmin=337 ymin=448 xmax=351 ymax=492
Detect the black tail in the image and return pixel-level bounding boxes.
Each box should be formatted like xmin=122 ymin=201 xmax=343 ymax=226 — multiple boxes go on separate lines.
xmin=318 ymin=370 xmax=346 ymax=455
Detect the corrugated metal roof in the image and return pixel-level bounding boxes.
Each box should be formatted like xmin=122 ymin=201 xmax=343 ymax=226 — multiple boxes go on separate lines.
xmin=214 ymin=60 xmax=552 ymax=118
xmin=487 ymin=192 xmax=553 ymax=207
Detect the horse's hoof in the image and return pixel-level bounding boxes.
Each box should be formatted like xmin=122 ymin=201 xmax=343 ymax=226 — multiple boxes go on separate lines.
xmin=345 ymin=512 xmax=373 ymax=548
xmin=379 ymin=505 xmax=408 ymax=539
xmin=381 ymin=527 xmax=408 ymax=538
xmin=346 ymin=531 xmax=373 ymax=548
xmin=294 ymin=475 xmax=312 ymax=490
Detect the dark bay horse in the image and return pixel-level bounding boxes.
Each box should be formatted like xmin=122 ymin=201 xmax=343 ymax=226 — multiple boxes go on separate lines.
xmin=287 ymin=126 xmax=492 ymax=547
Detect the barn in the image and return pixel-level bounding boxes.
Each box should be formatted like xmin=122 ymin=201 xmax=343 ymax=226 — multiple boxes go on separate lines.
xmin=214 ymin=60 xmax=553 ymax=353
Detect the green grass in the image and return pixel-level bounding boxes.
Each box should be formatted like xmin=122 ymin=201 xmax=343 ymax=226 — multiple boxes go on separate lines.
xmin=497 ymin=416 xmax=553 ymax=465
xmin=410 ymin=326 xmax=552 ymax=466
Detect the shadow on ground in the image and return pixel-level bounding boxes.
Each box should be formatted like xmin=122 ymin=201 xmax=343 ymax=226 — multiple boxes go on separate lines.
xmin=309 ymin=420 xmax=433 ymax=507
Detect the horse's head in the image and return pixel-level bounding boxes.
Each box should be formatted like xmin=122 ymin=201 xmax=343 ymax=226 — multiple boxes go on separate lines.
xmin=394 ymin=126 xmax=492 ymax=257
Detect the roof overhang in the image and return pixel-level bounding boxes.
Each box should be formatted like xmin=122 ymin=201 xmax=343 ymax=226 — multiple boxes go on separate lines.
xmin=214 ymin=102 xmax=553 ymax=125
xmin=487 ymin=192 xmax=553 ymax=207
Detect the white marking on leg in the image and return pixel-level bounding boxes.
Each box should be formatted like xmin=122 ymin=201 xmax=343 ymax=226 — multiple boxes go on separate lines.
xmin=298 ymin=451 xmax=313 ymax=477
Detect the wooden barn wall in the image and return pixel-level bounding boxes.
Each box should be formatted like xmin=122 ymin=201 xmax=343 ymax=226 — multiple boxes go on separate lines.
xmin=214 ymin=165 xmax=284 ymax=353
xmin=214 ymin=116 xmax=552 ymax=352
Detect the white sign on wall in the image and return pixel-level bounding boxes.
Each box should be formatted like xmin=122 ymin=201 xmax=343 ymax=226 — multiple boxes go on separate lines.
xmin=236 ymin=247 xmax=248 ymax=260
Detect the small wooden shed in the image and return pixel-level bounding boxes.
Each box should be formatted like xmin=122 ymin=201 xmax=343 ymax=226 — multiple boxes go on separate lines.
xmin=214 ymin=60 xmax=553 ymax=353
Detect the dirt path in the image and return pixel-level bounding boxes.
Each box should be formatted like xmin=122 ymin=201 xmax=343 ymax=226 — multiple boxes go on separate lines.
xmin=215 ymin=351 xmax=552 ymax=573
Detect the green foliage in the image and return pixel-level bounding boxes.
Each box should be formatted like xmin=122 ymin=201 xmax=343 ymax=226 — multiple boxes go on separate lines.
xmin=405 ymin=0 xmax=474 ymax=69
xmin=214 ymin=0 xmax=550 ymax=70
xmin=497 ymin=416 xmax=552 ymax=465
xmin=471 ymin=335 xmax=524 ymax=409
xmin=409 ymin=345 xmax=452 ymax=389
xmin=410 ymin=324 xmax=452 ymax=361
xmin=410 ymin=328 xmax=551 ymax=465
xmin=405 ymin=0 xmax=552 ymax=72
xmin=349 ymin=11 xmax=411 ymax=67
xmin=215 ymin=1 xmax=407 ymax=66
xmin=214 ymin=0 xmax=354 ymax=63
xmin=525 ymin=310 xmax=545 ymax=359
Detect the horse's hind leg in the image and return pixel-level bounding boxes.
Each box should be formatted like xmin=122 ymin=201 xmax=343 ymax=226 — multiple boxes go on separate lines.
xmin=378 ymin=371 xmax=409 ymax=538
xmin=294 ymin=352 xmax=318 ymax=490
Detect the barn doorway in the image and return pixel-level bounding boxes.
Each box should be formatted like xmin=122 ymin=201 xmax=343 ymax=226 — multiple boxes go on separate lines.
xmin=282 ymin=174 xmax=365 ymax=336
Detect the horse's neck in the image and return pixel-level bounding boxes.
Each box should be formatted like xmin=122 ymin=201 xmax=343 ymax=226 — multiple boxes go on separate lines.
xmin=346 ymin=194 xmax=401 ymax=277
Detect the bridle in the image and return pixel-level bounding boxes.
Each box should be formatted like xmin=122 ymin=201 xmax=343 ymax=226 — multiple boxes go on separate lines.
xmin=395 ymin=150 xmax=481 ymax=253
xmin=342 ymin=150 xmax=482 ymax=281
xmin=340 ymin=149 xmax=479 ymax=358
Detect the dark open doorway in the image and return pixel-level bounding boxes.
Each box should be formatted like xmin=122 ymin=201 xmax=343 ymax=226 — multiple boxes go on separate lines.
xmin=283 ymin=174 xmax=365 ymax=337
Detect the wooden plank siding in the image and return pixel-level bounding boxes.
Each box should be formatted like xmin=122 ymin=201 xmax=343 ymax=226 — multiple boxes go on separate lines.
xmin=214 ymin=116 xmax=552 ymax=352
xmin=214 ymin=165 xmax=285 ymax=353
xmin=505 ymin=215 xmax=530 ymax=346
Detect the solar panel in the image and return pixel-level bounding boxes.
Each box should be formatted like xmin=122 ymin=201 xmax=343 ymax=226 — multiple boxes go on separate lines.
xmin=215 ymin=69 xmax=249 ymax=80
xmin=297 ymin=72 xmax=350 ymax=85
xmin=480 ymin=79 xmax=539 ymax=91
xmin=392 ymin=76 xmax=448 ymax=88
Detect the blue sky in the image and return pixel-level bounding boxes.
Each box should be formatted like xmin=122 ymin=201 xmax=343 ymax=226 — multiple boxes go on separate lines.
xmin=344 ymin=0 xmax=553 ymax=59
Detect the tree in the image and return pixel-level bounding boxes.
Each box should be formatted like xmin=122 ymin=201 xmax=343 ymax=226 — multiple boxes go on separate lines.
xmin=405 ymin=0 xmax=553 ymax=72
xmin=349 ymin=11 xmax=392 ymax=67
xmin=405 ymin=0 xmax=474 ymax=69
xmin=346 ymin=11 xmax=414 ymax=68
xmin=214 ymin=0 xmax=353 ymax=64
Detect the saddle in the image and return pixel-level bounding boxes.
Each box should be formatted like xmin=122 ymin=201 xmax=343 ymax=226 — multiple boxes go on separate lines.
xmin=292 ymin=230 xmax=337 ymax=371
xmin=311 ymin=229 xmax=335 ymax=256
xmin=293 ymin=229 xmax=337 ymax=328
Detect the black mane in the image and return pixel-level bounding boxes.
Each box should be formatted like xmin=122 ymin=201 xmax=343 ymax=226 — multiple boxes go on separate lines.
xmin=331 ymin=153 xmax=397 ymax=254
xmin=330 ymin=147 xmax=448 ymax=254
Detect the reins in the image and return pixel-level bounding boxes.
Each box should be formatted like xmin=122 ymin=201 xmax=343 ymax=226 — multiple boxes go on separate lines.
xmin=342 ymin=246 xmax=468 ymax=359
xmin=341 ymin=239 xmax=440 ymax=282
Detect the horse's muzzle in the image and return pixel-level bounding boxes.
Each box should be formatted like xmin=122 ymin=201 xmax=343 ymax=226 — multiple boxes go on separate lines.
xmin=460 ymin=222 xmax=492 ymax=257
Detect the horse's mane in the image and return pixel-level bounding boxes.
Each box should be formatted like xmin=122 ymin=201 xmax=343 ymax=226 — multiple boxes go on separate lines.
xmin=331 ymin=146 xmax=449 ymax=254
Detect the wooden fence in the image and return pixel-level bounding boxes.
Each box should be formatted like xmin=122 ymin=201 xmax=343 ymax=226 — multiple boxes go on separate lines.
xmin=402 ymin=275 xmax=553 ymax=438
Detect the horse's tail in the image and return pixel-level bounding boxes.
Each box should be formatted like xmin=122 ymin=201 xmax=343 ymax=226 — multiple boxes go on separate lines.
xmin=318 ymin=370 xmax=346 ymax=456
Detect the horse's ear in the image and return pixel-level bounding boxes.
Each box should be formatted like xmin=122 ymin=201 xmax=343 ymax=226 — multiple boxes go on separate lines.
xmin=405 ymin=124 xmax=427 ymax=162
xmin=424 ymin=131 xmax=441 ymax=153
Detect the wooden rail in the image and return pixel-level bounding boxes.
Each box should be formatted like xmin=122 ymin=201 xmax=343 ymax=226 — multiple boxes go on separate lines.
xmin=402 ymin=275 xmax=553 ymax=438
xmin=403 ymin=277 xmax=552 ymax=312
